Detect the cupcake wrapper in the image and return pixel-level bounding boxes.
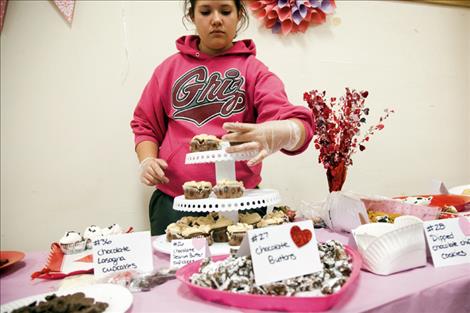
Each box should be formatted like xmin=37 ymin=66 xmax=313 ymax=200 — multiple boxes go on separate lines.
xmin=60 ymin=240 xmax=86 ymax=255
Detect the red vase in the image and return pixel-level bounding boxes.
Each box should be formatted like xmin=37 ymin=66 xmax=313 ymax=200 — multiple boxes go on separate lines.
xmin=326 ymin=161 xmax=347 ymax=192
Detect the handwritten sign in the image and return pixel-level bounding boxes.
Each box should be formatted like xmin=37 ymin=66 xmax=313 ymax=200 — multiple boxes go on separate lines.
xmin=243 ymin=220 xmax=322 ymax=285
xmin=423 ymin=217 xmax=470 ymax=268
xmin=170 ymin=238 xmax=210 ymax=269
xmin=92 ymin=231 xmax=153 ymax=278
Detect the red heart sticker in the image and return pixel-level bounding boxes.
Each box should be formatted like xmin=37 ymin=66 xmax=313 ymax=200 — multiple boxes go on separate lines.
xmin=290 ymin=225 xmax=312 ymax=248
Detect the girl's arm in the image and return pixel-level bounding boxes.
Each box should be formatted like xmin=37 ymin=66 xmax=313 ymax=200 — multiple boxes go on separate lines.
xmin=136 ymin=141 xmax=169 ymax=186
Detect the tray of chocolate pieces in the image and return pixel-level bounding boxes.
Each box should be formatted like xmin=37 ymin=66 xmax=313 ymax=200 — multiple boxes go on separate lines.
xmin=176 ymin=240 xmax=361 ymax=312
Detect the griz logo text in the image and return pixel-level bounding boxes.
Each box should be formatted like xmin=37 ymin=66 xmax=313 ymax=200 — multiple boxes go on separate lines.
xmin=172 ymin=66 xmax=246 ymax=126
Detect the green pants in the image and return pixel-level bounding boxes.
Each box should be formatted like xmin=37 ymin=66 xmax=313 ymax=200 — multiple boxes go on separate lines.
xmin=149 ymin=189 xmax=267 ymax=236
xmin=149 ymin=189 xmax=205 ymax=236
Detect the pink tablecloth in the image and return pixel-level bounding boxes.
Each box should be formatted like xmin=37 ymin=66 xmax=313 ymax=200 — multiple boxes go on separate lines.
xmin=1 ymin=229 xmax=470 ymax=313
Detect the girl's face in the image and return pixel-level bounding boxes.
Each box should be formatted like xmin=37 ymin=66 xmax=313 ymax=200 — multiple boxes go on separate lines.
xmin=192 ymin=0 xmax=240 ymax=56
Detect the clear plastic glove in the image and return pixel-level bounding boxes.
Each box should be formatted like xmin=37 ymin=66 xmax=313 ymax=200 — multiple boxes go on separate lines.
xmin=222 ymin=119 xmax=302 ymax=166
xmin=140 ymin=157 xmax=169 ymax=186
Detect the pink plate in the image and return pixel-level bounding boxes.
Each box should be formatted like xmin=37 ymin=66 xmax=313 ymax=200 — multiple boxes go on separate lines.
xmin=176 ymin=246 xmax=362 ymax=312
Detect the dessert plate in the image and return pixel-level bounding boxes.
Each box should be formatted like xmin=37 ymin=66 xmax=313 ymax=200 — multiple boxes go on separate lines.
xmin=176 ymin=246 xmax=361 ymax=312
xmin=0 ymin=284 xmax=133 ymax=313
xmin=448 ymin=184 xmax=470 ymax=196
xmin=395 ymin=194 xmax=470 ymax=212
xmin=0 ymin=251 xmax=25 ymax=271
xmin=153 ymin=235 xmax=232 ymax=256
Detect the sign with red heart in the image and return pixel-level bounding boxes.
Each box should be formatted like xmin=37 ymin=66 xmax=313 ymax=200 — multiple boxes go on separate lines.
xmin=242 ymin=220 xmax=322 ymax=285
xmin=290 ymin=225 xmax=313 ymax=248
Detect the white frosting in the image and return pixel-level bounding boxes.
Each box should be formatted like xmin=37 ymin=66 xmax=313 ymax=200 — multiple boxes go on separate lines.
xmin=83 ymin=225 xmax=102 ymax=240
xmin=60 ymin=231 xmax=83 ymax=244
xmin=101 ymin=223 xmax=122 ymax=236
xmin=183 ymin=181 xmax=212 ymax=189
xmin=400 ymin=196 xmax=432 ymax=206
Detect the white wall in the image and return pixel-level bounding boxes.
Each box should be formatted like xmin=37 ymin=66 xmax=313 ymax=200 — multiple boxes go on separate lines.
xmin=1 ymin=1 xmax=469 ymax=251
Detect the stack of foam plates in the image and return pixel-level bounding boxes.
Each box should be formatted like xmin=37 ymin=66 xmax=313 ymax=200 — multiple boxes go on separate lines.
xmin=352 ymin=216 xmax=426 ymax=275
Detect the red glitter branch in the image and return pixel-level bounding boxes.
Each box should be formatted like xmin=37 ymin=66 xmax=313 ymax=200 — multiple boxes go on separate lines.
xmin=304 ymin=88 xmax=394 ymax=170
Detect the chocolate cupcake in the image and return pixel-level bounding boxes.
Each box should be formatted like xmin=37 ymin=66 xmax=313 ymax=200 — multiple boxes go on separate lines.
xmin=165 ymin=223 xmax=184 ymax=242
xmin=183 ymin=181 xmax=212 ymax=199
xmin=213 ymin=180 xmax=244 ymax=199
xmin=190 ymin=134 xmax=222 ymax=152
xmin=181 ymin=225 xmax=213 ymax=246
xmin=239 ymin=212 xmax=262 ymax=228
xmin=210 ymin=216 xmax=233 ymax=242
xmin=257 ymin=211 xmax=289 ymax=228
xmin=59 ymin=231 xmax=86 ymax=254
xmin=227 ymin=223 xmax=253 ymax=246
xmin=83 ymin=225 xmax=102 ymax=249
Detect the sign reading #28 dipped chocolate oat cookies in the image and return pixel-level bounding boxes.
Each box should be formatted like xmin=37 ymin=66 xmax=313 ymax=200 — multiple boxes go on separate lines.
xmin=424 ymin=217 xmax=470 ymax=268
xmin=238 ymin=220 xmax=322 ymax=285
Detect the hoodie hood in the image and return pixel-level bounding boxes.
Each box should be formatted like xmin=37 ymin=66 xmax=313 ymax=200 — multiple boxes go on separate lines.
xmin=176 ymin=35 xmax=256 ymax=59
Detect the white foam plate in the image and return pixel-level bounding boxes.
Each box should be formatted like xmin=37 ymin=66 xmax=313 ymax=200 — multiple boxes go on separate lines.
xmin=448 ymin=184 xmax=470 ymax=195
xmin=1 ymin=284 xmax=133 ymax=313
xmin=153 ymin=234 xmax=232 ymax=256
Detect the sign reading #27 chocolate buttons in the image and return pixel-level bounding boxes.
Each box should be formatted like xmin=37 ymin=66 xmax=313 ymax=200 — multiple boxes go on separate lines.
xmin=239 ymin=220 xmax=322 ymax=285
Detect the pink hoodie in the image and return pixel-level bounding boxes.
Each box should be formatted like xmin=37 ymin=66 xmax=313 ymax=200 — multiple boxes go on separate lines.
xmin=131 ymin=35 xmax=314 ymax=197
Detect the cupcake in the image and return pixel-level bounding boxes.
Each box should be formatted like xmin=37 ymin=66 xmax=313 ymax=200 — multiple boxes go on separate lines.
xmin=181 ymin=225 xmax=213 ymax=245
xmin=183 ymin=181 xmax=212 ymax=199
xmin=101 ymin=223 xmax=123 ymax=236
xmin=227 ymin=223 xmax=253 ymax=246
xmin=165 ymin=223 xmax=183 ymax=242
xmin=239 ymin=212 xmax=262 ymax=227
xmin=190 ymin=134 xmax=222 ymax=152
xmin=257 ymin=211 xmax=289 ymax=228
xmin=194 ymin=214 xmax=216 ymax=227
xmin=177 ymin=216 xmax=197 ymax=226
xmin=59 ymin=231 xmax=86 ymax=254
xmin=274 ymin=205 xmax=296 ymax=222
xmin=83 ymin=225 xmax=102 ymax=249
xmin=212 ymin=180 xmax=244 ymax=199
xmin=210 ymin=215 xmax=233 ymax=242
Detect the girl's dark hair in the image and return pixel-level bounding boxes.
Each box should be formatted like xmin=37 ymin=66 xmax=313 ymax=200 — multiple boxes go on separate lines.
xmin=183 ymin=0 xmax=249 ymax=32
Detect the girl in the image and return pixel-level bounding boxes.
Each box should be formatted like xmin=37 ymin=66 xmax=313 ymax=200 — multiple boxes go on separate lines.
xmin=131 ymin=0 xmax=315 ymax=235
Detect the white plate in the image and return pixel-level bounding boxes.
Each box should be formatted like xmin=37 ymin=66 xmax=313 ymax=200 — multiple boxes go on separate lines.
xmin=448 ymin=184 xmax=470 ymax=195
xmin=153 ymin=234 xmax=232 ymax=256
xmin=1 ymin=284 xmax=133 ymax=313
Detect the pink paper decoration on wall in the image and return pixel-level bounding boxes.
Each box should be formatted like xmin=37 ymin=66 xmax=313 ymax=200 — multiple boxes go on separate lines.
xmin=0 ymin=0 xmax=8 ymax=33
xmin=249 ymin=0 xmax=336 ymax=35
xmin=53 ymin=0 xmax=75 ymax=25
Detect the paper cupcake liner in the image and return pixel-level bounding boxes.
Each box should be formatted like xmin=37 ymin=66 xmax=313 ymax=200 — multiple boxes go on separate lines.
xmin=60 ymin=240 xmax=86 ymax=255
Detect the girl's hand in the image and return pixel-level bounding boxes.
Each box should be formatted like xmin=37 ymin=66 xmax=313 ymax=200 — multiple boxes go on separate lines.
xmin=222 ymin=120 xmax=302 ymax=166
xmin=139 ymin=157 xmax=169 ymax=186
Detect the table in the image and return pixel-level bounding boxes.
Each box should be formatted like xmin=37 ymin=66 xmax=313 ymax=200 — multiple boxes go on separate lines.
xmin=1 ymin=229 xmax=470 ymax=313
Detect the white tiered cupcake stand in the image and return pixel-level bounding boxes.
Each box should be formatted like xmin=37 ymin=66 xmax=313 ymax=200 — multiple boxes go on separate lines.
xmin=153 ymin=147 xmax=282 ymax=255
xmin=175 ymin=149 xmax=281 ymax=222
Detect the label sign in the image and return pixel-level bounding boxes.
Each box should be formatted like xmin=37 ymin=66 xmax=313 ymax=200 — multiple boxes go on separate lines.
xmin=423 ymin=217 xmax=470 ymax=268
xmin=170 ymin=238 xmax=210 ymax=269
xmin=92 ymin=231 xmax=153 ymax=278
xmin=246 ymin=220 xmax=322 ymax=285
